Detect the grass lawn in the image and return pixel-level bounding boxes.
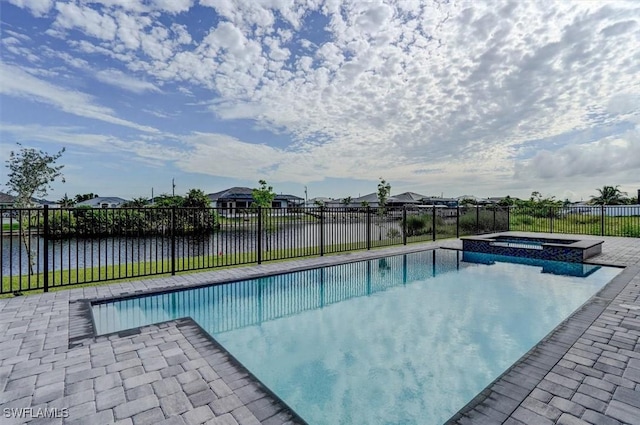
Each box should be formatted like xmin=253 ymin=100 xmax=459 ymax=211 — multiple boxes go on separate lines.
xmin=509 ymin=214 xmax=640 ymax=237
xmin=2 ymin=223 xmax=20 ymax=231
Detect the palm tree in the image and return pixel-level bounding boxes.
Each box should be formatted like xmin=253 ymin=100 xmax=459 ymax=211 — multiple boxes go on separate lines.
xmin=589 ymin=185 xmax=628 ymax=205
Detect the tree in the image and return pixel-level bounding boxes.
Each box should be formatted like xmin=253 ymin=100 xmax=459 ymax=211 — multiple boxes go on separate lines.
xmin=57 ymin=193 xmax=75 ymax=207
xmin=497 ymin=196 xmax=515 ymax=207
xmin=589 ymin=185 xmax=628 ymax=205
xmin=6 ymin=143 xmax=65 ymax=206
xmin=459 ymin=197 xmax=477 ymax=206
xmin=183 ymin=189 xmax=216 ymax=232
xmin=377 ymin=178 xmax=391 ymax=209
xmin=184 ymin=189 xmax=210 ymax=208
xmin=376 ymin=178 xmax=391 ymax=240
xmin=5 ymin=143 xmax=65 ymax=276
xmin=122 ymin=197 xmax=150 ymax=208
xmin=252 ymin=180 xmax=276 ymax=208
xmin=513 ymin=191 xmax=562 ymax=218
xmin=74 ymin=193 xmax=98 ymax=203
xmin=153 ymin=194 xmax=184 ymax=208
xmin=252 ymin=180 xmax=277 ymax=251
xmin=341 ymin=196 xmax=352 ymax=207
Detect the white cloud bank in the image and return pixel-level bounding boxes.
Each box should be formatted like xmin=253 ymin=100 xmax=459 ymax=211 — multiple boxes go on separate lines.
xmin=0 ymin=63 xmax=159 ymax=133
xmin=3 ymin=0 xmax=640 ymax=198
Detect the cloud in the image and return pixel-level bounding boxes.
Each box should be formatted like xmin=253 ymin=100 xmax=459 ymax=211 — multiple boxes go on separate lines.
xmin=1 ymin=123 xmax=122 ymax=150
xmin=515 ymin=126 xmax=640 ymax=181
xmin=54 ymin=3 xmax=118 ymax=41
xmin=0 ymin=123 xmax=183 ymax=163
xmin=4 ymin=0 xmax=640 ymax=199
xmin=0 ymin=63 xmax=158 ymax=133
xmin=95 ymin=69 xmax=161 ymax=93
xmin=7 ymin=0 xmax=52 ymax=17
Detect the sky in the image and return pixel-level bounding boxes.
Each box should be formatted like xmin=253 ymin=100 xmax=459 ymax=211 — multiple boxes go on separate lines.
xmin=1 ymin=0 xmax=639 ymax=203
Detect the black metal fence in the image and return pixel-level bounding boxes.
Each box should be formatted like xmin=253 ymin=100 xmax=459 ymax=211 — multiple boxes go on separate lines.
xmin=509 ymin=205 xmax=640 ymax=237
xmin=1 ymin=205 xmax=509 ymax=294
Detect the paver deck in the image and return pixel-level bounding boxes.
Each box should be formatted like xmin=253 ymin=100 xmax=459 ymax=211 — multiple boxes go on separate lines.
xmin=1 ymin=232 xmax=639 ymax=424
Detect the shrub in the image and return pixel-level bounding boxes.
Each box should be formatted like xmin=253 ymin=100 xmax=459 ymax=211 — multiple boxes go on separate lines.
xmin=386 ymin=228 xmax=401 ymax=239
xmin=459 ymin=210 xmax=508 ymax=233
xmin=404 ymin=214 xmax=431 ymax=236
xmin=39 ymin=210 xmax=76 ymax=237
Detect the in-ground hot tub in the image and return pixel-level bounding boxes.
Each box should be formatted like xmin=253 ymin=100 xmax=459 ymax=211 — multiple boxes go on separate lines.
xmin=461 ymin=233 xmax=603 ymax=263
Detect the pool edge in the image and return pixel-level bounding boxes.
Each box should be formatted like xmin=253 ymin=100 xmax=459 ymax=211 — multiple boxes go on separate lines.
xmin=445 ymin=263 xmax=640 ymax=424
xmin=68 ymin=239 xmax=637 ymax=425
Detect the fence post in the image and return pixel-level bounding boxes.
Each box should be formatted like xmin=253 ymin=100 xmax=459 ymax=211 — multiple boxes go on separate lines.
xmin=432 ymin=205 xmax=436 ymax=241
xmin=601 ymin=204 xmax=605 ymax=236
xmin=492 ymin=206 xmax=496 ymax=232
xmin=476 ymin=203 xmax=480 ymax=235
xmin=366 ymin=206 xmax=371 ymax=250
xmin=550 ymin=208 xmax=554 ymax=234
xmin=456 ymin=205 xmax=460 ymax=238
xmin=257 ymin=207 xmax=262 ymax=264
xmin=402 ymin=206 xmax=407 ymax=245
xmin=507 ymin=206 xmax=510 ymax=231
xmin=319 ymin=206 xmax=324 ymax=256
xmin=43 ymin=205 xmax=49 ymax=293
xmin=171 ymin=207 xmax=176 ymax=275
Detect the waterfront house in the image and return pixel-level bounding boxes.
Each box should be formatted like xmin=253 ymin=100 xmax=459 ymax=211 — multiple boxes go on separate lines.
xmin=0 ymin=192 xmax=16 ymax=208
xmin=349 ymin=192 xmax=436 ymax=208
xmin=207 ymin=187 xmax=303 ymax=214
xmin=75 ymin=196 xmax=129 ymax=208
xmin=305 ymin=197 xmax=341 ymax=207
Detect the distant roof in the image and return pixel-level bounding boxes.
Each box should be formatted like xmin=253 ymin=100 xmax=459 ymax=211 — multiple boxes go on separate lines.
xmin=350 ymin=192 xmax=432 ymax=204
xmin=351 ymin=193 xmax=379 ymax=203
xmin=76 ymin=196 xmax=129 ymax=206
xmin=276 ymin=193 xmax=304 ymax=201
xmin=389 ymin=192 xmax=430 ymax=203
xmin=308 ymin=197 xmax=335 ymax=202
xmin=207 ymin=187 xmax=253 ymax=200
xmin=0 ymin=192 xmax=54 ymax=206
xmin=207 ymin=187 xmax=303 ymax=201
xmin=0 ymin=192 xmax=16 ymax=204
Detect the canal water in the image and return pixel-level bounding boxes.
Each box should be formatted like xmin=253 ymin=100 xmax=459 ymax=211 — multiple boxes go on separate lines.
xmin=1 ymin=222 xmax=404 ymax=275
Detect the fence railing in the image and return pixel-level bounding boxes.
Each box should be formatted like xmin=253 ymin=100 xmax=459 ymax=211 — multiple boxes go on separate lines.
xmin=509 ymin=205 xmax=640 ymax=237
xmin=1 ymin=205 xmax=509 ymax=294
xmin=5 ymin=203 xmax=638 ymax=295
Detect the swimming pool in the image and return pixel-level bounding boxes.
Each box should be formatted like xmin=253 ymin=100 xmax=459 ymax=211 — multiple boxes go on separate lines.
xmin=92 ymin=249 xmax=621 ymax=424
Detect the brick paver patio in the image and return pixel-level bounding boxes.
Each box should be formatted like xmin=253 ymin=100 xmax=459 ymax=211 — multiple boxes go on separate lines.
xmin=1 ymin=233 xmax=639 ymax=424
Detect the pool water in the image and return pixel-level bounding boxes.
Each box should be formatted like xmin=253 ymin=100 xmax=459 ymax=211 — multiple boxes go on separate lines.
xmin=93 ymin=250 xmax=621 ymax=425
